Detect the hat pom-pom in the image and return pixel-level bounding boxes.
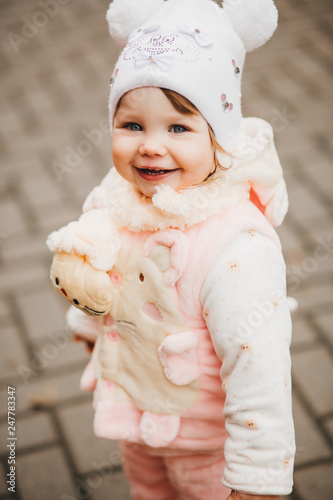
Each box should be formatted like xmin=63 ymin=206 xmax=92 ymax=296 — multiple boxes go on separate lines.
xmin=223 ymin=0 xmax=278 ymax=52
xmin=106 ymin=0 xmax=164 ymax=46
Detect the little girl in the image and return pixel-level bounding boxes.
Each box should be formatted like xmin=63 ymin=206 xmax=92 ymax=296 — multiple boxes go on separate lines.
xmin=47 ymin=0 xmax=295 ymax=498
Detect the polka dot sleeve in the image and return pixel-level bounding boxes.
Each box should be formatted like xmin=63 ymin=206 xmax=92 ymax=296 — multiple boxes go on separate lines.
xmin=200 ymin=230 xmax=295 ymax=496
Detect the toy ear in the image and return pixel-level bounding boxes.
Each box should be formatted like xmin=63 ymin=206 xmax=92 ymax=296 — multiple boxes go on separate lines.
xmin=143 ymin=230 xmax=190 ymax=287
xmin=223 ymin=0 xmax=278 ymax=52
xmin=106 ymin=0 xmax=165 ymax=46
xmin=150 ymin=245 xmax=171 ymax=274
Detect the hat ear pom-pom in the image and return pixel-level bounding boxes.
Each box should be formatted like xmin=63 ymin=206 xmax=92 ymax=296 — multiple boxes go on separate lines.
xmin=106 ymin=0 xmax=165 ymax=46
xmin=223 ymin=0 xmax=278 ymax=52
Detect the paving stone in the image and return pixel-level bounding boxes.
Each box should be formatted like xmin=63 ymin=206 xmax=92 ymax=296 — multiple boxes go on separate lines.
xmin=0 ymin=412 xmax=56 ymax=454
xmin=286 ymin=242 xmax=333 ymax=296
xmin=16 ymin=287 xmax=66 ymax=341
xmin=0 ymin=260 xmax=48 ymax=295
xmin=91 ymin=470 xmax=132 ymax=500
xmin=298 ymin=217 xmax=333 ymax=245
xmin=292 ymin=393 xmax=332 ymax=466
xmin=16 ymin=447 xmax=76 ymax=500
xmin=0 ymin=370 xmax=85 ymax=418
xmin=1 ymin=158 xmax=47 ymax=183
xmin=291 ymin=318 xmax=318 ymax=349
xmin=53 ymin=160 xmax=105 ymax=200
xmin=285 ymin=246 xmax=312 ymax=291
xmin=33 ymin=334 xmax=90 ymax=373
xmin=323 ymin=417 xmax=333 ymax=442
xmin=313 ymin=311 xmax=333 ymax=347
xmin=301 ymin=250 xmax=333 ymax=281
xmin=0 ymin=99 xmax=22 ymax=134
xmin=298 ymin=231 xmax=333 ymax=279
xmin=58 ymin=400 xmax=121 ymax=475
xmin=294 ymin=462 xmax=333 ymax=500
xmin=302 ymin=153 xmax=333 ymax=197
xmin=276 ymin=224 xmax=302 ymax=254
xmin=0 ymin=199 xmax=26 ymax=235
xmin=0 ymin=325 xmax=29 ymax=381
xmin=0 ymin=462 xmax=8 ymax=495
xmin=0 ymin=298 xmax=11 ymax=323
xmin=292 ymin=347 xmax=333 ymax=416
xmin=293 ymin=282 xmax=333 ymax=314
xmin=20 ymin=174 xmax=61 ymax=207
xmin=287 ymin=183 xmax=328 ymax=224
xmin=0 ymin=230 xmax=50 ymax=263
xmin=16 ymin=411 xmax=56 ymax=450
xmin=35 ymin=200 xmax=81 ymax=233
xmin=69 ymin=167 xmax=110 ymax=205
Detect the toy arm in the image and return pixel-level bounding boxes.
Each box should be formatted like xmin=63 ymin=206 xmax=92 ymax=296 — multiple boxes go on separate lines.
xmin=80 ymin=360 xmax=97 ymax=392
xmin=47 ymin=208 xmax=121 ymax=271
xmin=66 ymin=305 xmax=102 ymax=352
xmin=158 ymin=331 xmax=200 ymax=385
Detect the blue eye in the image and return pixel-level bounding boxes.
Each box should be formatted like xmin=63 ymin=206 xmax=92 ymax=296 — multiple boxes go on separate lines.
xmin=126 ymin=123 xmax=142 ymax=131
xmin=171 ymin=125 xmax=188 ymax=133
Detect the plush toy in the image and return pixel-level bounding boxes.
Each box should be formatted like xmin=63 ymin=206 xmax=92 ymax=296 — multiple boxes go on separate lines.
xmin=51 ymin=229 xmax=201 ymax=447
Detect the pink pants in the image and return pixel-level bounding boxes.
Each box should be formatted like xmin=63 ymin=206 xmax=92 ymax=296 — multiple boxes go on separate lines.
xmin=120 ymin=442 xmax=231 ymax=500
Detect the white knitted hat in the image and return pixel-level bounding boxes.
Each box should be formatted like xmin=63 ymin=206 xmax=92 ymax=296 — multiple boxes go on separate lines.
xmin=106 ymin=0 xmax=278 ymax=152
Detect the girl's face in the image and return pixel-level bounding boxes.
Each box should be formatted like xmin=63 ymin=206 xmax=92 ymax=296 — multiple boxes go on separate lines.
xmin=112 ymin=87 xmax=215 ymax=198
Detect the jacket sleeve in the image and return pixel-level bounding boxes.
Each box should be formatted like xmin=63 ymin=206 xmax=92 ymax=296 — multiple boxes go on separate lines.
xmin=200 ymin=230 xmax=295 ymax=496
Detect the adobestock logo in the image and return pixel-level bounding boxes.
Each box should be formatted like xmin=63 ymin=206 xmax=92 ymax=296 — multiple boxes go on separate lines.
xmin=61 ymin=451 xmax=123 ymax=500
xmin=287 ymin=233 xmax=333 ymax=292
xmin=236 ymin=288 xmax=286 ymax=339
xmin=237 ymin=106 xmax=296 ymax=164
xmin=52 ymin=118 xmax=110 ymax=182
xmin=17 ymin=329 xmax=71 ymax=385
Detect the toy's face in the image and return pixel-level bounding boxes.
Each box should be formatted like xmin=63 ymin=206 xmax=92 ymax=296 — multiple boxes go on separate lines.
xmin=51 ymin=252 xmax=113 ymax=316
xmin=111 ymin=87 xmax=215 ymax=198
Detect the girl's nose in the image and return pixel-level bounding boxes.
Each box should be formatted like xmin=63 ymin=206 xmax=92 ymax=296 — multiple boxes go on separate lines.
xmin=139 ymin=135 xmax=167 ymax=156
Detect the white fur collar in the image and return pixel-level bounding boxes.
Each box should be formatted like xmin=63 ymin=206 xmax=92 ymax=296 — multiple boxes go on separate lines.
xmin=102 ymin=168 xmax=249 ymax=232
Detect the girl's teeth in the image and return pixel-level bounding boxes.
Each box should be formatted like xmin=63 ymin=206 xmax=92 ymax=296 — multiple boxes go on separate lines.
xmin=142 ymin=169 xmax=168 ymax=175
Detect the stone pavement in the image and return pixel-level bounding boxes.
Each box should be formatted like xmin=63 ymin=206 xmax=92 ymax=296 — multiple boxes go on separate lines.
xmin=0 ymin=0 xmax=332 ymax=498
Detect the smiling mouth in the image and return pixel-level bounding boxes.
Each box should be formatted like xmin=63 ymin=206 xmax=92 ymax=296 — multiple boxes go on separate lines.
xmin=139 ymin=168 xmax=175 ymax=176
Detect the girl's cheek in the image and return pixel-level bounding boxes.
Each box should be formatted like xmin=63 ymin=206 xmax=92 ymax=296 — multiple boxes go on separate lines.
xmin=112 ymin=135 xmax=129 ymax=155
